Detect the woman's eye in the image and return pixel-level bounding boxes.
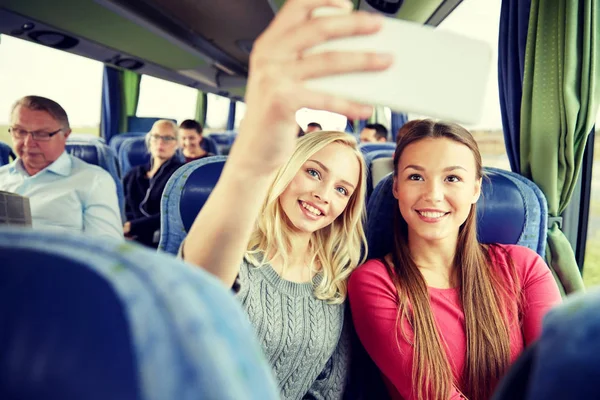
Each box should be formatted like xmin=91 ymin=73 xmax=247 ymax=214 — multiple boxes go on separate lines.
xmin=307 ymin=169 xmax=320 ymax=179
xmin=336 ymin=187 xmax=348 ymax=196
xmin=446 ymin=175 xmax=461 ymax=183
xmin=408 ymin=174 xmax=423 ymax=181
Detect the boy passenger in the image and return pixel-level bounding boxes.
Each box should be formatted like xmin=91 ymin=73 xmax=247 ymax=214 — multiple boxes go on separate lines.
xmin=178 ymin=119 xmax=214 ymax=163
xmin=0 ymin=96 xmax=122 ymax=240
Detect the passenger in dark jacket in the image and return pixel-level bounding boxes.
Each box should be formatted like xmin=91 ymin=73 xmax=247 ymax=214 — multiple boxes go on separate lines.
xmin=122 ymin=119 xmax=183 ymax=248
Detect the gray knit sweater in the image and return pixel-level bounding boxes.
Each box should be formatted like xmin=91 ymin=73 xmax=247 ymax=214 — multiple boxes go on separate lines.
xmin=237 ymin=258 xmax=350 ymax=400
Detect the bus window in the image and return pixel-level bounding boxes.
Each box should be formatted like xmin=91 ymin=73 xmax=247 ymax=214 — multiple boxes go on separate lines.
xmin=0 ymin=35 xmax=103 ymax=144
xmin=205 ymin=93 xmax=230 ymax=131
xmin=296 ymin=108 xmax=347 ymax=132
xmin=234 ymin=101 xmax=246 ymax=130
xmin=136 ymin=75 xmax=196 ymax=124
xmin=583 ymin=112 xmax=600 ymax=287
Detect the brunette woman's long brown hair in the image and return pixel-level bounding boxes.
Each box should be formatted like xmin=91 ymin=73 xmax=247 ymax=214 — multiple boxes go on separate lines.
xmin=387 ymin=120 xmax=520 ymax=400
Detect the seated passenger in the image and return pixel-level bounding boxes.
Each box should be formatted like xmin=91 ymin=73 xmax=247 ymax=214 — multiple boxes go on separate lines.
xmin=360 ymin=123 xmax=388 ymax=143
xmin=179 ymin=1 xmax=392 ymax=398
xmin=0 ymin=95 xmax=122 ymax=240
xmin=178 ymin=119 xmax=214 ymax=163
xmin=348 ymin=120 xmax=562 ymax=400
xmin=123 ymin=120 xmax=183 ymax=248
xmin=306 ymin=122 xmax=323 ymax=133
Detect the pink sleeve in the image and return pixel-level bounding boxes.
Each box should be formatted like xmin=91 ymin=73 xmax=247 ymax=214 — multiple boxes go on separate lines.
xmin=348 ymin=260 xmax=464 ymax=400
xmin=510 ymin=246 xmax=562 ymax=344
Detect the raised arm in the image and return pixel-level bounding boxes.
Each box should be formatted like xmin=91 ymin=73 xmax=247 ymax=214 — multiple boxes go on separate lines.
xmin=182 ymin=0 xmax=392 ymax=287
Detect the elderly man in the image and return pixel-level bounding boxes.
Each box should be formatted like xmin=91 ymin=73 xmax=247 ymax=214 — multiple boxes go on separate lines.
xmin=0 ymin=95 xmax=122 ymax=240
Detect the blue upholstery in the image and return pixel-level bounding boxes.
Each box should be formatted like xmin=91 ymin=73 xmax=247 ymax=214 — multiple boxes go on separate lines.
xmin=65 ymin=141 xmax=125 ymax=220
xmin=0 ymin=141 xmax=16 ymax=166
xmin=127 ymin=117 xmax=176 ymax=133
xmin=68 ymin=133 xmax=106 ymax=143
xmin=118 ymin=137 xmax=149 ymax=176
xmin=491 ymin=288 xmax=600 ymax=400
xmin=208 ymin=131 xmax=236 ymax=155
xmin=363 ymin=149 xmax=395 ymax=199
xmin=159 ymin=156 xmax=227 ymax=254
xmin=366 ymin=167 xmax=548 ymax=259
xmin=109 ymin=132 xmax=146 ymax=157
xmin=358 ymin=142 xmax=396 ymax=155
xmin=201 ymin=135 xmax=220 ymax=156
xmin=0 ymin=228 xmax=278 ymax=400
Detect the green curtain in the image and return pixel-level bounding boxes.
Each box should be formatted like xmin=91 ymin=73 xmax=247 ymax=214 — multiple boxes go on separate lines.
xmin=118 ymin=70 xmax=141 ymax=133
xmin=195 ymin=90 xmax=208 ymax=126
xmin=520 ymin=0 xmax=600 ymax=294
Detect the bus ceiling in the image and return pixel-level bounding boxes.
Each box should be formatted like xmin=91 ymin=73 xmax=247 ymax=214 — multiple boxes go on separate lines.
xmin=0 ymin=0 xmax=461 ymax=99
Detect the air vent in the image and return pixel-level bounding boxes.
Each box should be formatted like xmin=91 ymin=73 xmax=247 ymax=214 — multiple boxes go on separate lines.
xmin=359 ymin=0 xmax=404 ymax=15
xmin=28 ymin=31 xmax=79 ymax=50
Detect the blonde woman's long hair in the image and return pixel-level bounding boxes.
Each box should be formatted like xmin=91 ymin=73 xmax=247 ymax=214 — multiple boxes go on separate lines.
xmin=246 ymin=131 xmax=368 ymax=304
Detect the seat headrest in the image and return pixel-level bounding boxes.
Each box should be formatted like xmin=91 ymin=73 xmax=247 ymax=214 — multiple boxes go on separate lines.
xmin=109 ymin=132 xmax=146 ymax=156
xmin=0 ymin=228 xmax=279 ymax=400
xmin=0 ymin=141 xmax=15 ymax=167
xmin=127 ymin=117 xmax=176 ymax=133
xmin=366 ymin=167 xmax=548 ymax=259
xmin=65 ymin=142 xmax=101 ymax=165
xmin=359 ymin=142 xmax=396 ymax=155
xmin=119 ymin=138 xmax=150 ymax=176
xmin=159 ymin=157 xmax=227 ymax=254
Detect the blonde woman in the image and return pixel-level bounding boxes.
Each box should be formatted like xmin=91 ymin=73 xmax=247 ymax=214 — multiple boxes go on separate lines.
xmin=123 ymin=119 xmax=182 ymax=247
xmin=180 ymin=0 xmax=392 ymax=397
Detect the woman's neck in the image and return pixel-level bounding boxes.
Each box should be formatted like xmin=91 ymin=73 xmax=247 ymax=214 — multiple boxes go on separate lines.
xmin=407 ymin=231 xmax=459 ymax=288
xmin=147 ymin=157 xmax=168 ymax=178
xmin=269 ymin=232 xmax=315 ymax=283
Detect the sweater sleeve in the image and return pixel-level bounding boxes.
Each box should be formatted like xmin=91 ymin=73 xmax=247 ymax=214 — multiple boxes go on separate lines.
xmin=506 ymin=246 xmax=562 ymax=344
xmin=348 ymin=260 xmax=465 ymax=400
xmin=303 ymin=319 xmax=351 ymax=400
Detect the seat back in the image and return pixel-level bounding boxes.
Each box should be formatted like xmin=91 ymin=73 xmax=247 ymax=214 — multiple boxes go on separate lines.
xmin=65 ymin=141 xmax=125 ymax=220
xmin=0 ymin=141 xmax=16 ymax=167
xmin=207 ymin=131 xmax=236 ymax=155
xmin=358 ymin=142 xmax=396 ymax=155
xmin=366 ymin=167 xmax=548 ymax=259
xmin=201 ymin=135 xmax=220 ymax=156
xmin=159 ymin=157 xmax=227 ymax=254
xmin=67 ymin=133 xmax=106 ymax=143
xmin=363 ymin=150 xmax=395 ymax=200
xmin=118 ymin=137 xmax=149 ymax=176
xmin=0 ymin=228 xmax=278 ymax=400
xmin=492 ymin=289 xmax=600 ymax=400
xmin=109 ymin=132 xmax=146 ymax=157
xmin=370 ymin=157 xmax=394 ymax=189
xmin=127 ymin=117 xmax=176 ymax=133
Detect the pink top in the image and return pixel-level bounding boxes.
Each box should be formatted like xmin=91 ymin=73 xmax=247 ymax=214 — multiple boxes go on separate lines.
xmin=348 ymin=244 xmax=562 ymax=400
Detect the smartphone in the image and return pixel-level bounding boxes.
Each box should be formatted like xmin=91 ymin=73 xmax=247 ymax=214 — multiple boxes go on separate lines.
xmin=304 ymin=8 xmax=492 ymax=125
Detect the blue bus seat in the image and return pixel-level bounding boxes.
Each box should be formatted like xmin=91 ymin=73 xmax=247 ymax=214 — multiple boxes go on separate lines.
xmin=0 ymin=228 xmax=279 ymax=400
xmin=207 ymin=132 xmax=236 ymax=155
xmin=127 ymin=116 xmax=176 ymax=133
xmin=201 ymin=135 xmax=220 ymax=156
xmin=65 ymin=141 xmax=125 ymax=221
xmin=492 ymin=288 xmax=600 ymax=400
xmin=363 ymin=149 xmax=395 ymax=200
xmin=67 ymin=133 xmax=106 ymax=143
xmin=0 ymin=141 xmax=16 ymax=166
xmin=109 ymin=132 xmax=146 ymax=157
xmin=159 ymin=156 xmax=227 ymax=254
xmin=118 ymin=137 xmax=149 ymax=177
xmin=358 ymin=142 xmax=396 ymax=155
xmin=366 ymin=167 xmax=548 ymax=259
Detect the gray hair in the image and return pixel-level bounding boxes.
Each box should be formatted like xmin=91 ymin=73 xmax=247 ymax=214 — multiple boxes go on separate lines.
xmin=11 ymin=95 xmax=71 ymax=130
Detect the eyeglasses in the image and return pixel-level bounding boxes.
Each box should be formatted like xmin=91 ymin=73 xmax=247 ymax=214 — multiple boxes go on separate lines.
xmin=150 ymin=134 xmax=177 ymax=142
xmin=9 ymin=127 xmax=63 ymax=142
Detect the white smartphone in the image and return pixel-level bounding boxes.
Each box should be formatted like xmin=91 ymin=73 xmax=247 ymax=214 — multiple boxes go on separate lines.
xmin=304 ymin=7 xmax=492 ymax=125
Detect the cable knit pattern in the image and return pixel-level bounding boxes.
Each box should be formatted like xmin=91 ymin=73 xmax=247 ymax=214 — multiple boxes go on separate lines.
xmin=237 ymin=258 xmax=348 ymax=400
